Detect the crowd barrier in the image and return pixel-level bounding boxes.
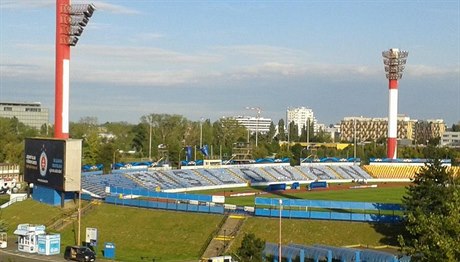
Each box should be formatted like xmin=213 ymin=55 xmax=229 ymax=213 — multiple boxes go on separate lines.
xmin=110 ymin=186 xmax=213 ymax=202
xmin=254 ymin=197 xmax=402 ymax=223
xmin=105 ymin=195 xmax=224 ymax=214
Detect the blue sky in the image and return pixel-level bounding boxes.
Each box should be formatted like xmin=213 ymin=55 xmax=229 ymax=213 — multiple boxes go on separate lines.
xmin=1 ymin=0 xmax=459 ymax=126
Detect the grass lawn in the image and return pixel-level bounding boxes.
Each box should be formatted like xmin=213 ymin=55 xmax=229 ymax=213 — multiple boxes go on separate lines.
xmin=59 ymin=203 xmax=225 ymax=262
xmin=0 ymin=199 xmax=66 ymax=235
xmin=230 ymin=216 xmax=404 ymax=252
xmin=0 ymin=194 xmax=9 ymax=206
xmin=1 ymin=184 xmax=408 ymax=261
xmin=194 ymin=183 xmax=407 ymax=206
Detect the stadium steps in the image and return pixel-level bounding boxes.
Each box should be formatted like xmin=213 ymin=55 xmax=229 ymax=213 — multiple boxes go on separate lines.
xmin=123 ymin=173 xmax=144 ymax=187
xmin=46 ymin=200 xmax=100 ymax=231
xmin=292 ymin=166 xmax=311 ymax=180
xmin=201 ymin=214 xmax=246 ymax=259
xmin=259 ymin=167 xmax=279 ymax=181
xmin=157 ymin=170 xmax=182 ymax=186
xmin=226 ymin=169 xmax=248 ymax=183
xmin=192 ymin=169 xmax=217 ymax=185
xmin=326 ymin=166 xmax=344 ymax=179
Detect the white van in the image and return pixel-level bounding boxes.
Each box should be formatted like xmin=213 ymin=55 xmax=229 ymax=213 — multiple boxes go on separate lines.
xmin=207 ymin=255 xmax=235 ymax=262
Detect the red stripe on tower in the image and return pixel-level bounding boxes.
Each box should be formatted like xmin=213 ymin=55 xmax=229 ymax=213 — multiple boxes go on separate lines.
xmin=55 ymin=0 xmax=71 ymax=139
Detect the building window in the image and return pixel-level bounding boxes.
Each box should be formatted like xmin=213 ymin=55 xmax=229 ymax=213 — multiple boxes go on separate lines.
xmin=3 ymin=107 xmax=12 ymax=111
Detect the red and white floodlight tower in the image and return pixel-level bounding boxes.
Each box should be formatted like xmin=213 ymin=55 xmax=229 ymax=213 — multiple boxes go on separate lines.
xmin=55 ymin=0 xmax=95 ymax=139
xmin=382 ymin=48 xmax=408 ymax=159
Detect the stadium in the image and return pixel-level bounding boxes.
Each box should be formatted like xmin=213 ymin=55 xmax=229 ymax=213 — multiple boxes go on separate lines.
xmin=2 ymin=143 xmax=457 ymax=262
xmin=66 ymin=156 xmax=457 ymax=261
xmin=0 ymin=3 xmax=457 ymax=261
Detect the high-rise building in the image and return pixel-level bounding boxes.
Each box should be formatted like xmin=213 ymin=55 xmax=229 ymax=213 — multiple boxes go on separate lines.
xmin=0 ymin=102 xmax=49 ymax=130
xmin=414 ymin=119 xmax=446 ymax=144
xmin=286 ymin=107 xmax=317 ymax=135
xmin=232 ymin=115 xmax=272 ymax=134
xmin=340 ymin=116 xmax=445 ymax=145
xmin=340 ymin=116 xmax=415 ymax=142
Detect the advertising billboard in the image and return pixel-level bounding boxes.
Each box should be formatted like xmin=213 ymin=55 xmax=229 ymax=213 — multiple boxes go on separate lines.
xmin=24 ymin=138 xmax=81 ymax=192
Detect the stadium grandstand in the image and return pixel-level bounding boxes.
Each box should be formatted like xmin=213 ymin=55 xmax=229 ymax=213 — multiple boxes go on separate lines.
xmin=78 ymin=157 xmax=460 ymax=198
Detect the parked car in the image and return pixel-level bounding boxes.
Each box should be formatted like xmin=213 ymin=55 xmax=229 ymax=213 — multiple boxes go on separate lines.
xmin=64 ymin=245 xmax=96 ymax=262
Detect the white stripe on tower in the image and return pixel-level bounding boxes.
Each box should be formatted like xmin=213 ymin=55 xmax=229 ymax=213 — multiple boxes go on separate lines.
xmin=387 ymin=79 xmax=398 ymax=159
xmin=62 ymin=59 xmax=70 ymax=134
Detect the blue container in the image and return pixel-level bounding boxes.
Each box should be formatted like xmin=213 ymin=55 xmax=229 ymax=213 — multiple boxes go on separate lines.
xmin=104 ymin=242 xmax=115 ymax=259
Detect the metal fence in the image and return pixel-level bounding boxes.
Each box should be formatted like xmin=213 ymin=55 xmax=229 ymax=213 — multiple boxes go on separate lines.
xmin=254 ymin=197 xmax=403 ymax=223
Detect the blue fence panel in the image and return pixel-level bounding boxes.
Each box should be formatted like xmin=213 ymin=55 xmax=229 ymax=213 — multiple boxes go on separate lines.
xmin=289 ymin=210 xmax=308 ymax=219
xmin=198 ymin=205 xmax=209 ymax=212
xmin=255 ymin=208 xmax=270 ymax=216
xmin=188 ymin=205 xmax=198 ymax=212
xmin=210 ymin=206 xmax=224 ymax=214
xmin=81 ymin=193 xmax=92 ymax=201
xmin=139 ymin=188 xmax=149 ymax=197
xmin=157 ymin=202 xmax=167 ymax=209
xmin=330 ymin=212 xmax=352 ymax=221
xmin=255 ymin=197 xmax=273 ymax=206
xmin=167 ymin=202 xmax=178 ymax=210
xmin=138 ymin=199 xmax=149 ymax=208
xmin=269 ymin=209 xmax=282 ymax=217
xmin=147 ymin=201 xmax=157 ymax=209
xmin=310 ymin=211 xmax=330 ymax=220
xmin=198 ymin=195 xmax=213 ymax=202
xmin=177 ymin=203 xmax=188 ymax=211
xmin=351 ymin=213 xmax=366 ymax=221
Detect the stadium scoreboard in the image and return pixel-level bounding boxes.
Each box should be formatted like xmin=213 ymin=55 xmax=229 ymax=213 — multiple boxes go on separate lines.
xmin=24 ymin=138 xmax=82 ymax=192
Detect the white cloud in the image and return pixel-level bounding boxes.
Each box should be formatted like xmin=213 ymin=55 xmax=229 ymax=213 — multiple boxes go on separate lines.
xmin=91 ymin=1 xmax=140 ymax=15
xmin=406 ymin=64 xmax=460 ymax=78
xmin=75 ymin=45 xmax=222 ymax=65
xmin=213 ymin=45 xmax=310 ymax=63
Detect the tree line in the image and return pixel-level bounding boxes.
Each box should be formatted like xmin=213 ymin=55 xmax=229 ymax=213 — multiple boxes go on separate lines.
xmin=1 ymin=115 xmax=459 ymax=173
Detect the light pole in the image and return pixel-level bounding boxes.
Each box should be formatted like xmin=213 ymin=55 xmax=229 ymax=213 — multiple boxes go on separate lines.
xmin=353 ymin=118 xmax=357 ymax=161
xmin=382 ymin=48 xmax=408 ymax=159
xmin=200 ymin=117 xmax=204 ymax=149
xmin=149 ymin=120 xmax=153 ymax=161
xmin=54 ymin=1 xmax=95 ymax=139
xmin=246 ymin=107 xmax=261 ymax=147
xmin=279 ymin=198 xmax=282 ymax=262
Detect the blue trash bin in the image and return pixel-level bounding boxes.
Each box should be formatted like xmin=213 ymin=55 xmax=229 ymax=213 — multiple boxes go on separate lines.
xmin=104 ymin=242 xmax=115 ymax=259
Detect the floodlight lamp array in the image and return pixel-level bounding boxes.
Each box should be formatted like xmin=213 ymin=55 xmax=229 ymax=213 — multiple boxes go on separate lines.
xmin=59 ymin=4 xmax=95 ymax=46
xmin=70 ymin=4 xmax=96 ymax=17
xmin=382 ymin=49 xmax=409 ymax=80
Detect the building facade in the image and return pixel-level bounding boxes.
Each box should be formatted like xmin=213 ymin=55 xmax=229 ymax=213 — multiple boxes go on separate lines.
xmin=286 ymin=107 xmax=318 ymax=135
xmin=340 ymin=116 xmax=446 ymax=144
xmin=441 ymin=131 xmax=460 ymax=148
xmin=340 ymin=116 xmax=415 ymax=142
xmin=0 ymin=102 xmax=49 ymax=130
xmin=414 ymin=119 xmax=446 ymax=144
xmin=232 ymin=115 xmax=272 ymax=134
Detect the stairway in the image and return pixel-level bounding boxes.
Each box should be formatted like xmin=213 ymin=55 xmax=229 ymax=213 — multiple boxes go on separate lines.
xmin=201 ymin=214 xmax=246 ymax=260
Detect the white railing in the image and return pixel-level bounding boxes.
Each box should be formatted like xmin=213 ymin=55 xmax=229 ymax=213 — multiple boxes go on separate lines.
xmin=0 ymin=193 xmax=28 ymax=209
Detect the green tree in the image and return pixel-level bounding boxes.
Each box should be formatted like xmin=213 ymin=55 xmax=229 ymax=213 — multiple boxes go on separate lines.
xmin=277 ymin=119 xmax=285 ymax=141
xmin=235 ymin=233 xmax=265 ymax=262
xmin=398 ymin=159 xmax=460 ymax=261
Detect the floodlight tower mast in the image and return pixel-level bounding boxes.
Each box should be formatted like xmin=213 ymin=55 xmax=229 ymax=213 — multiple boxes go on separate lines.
xmin=55 ymin=0 xmax=95 ymax=138
xmin=382 ymin=48 xmax=408 ymax=159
